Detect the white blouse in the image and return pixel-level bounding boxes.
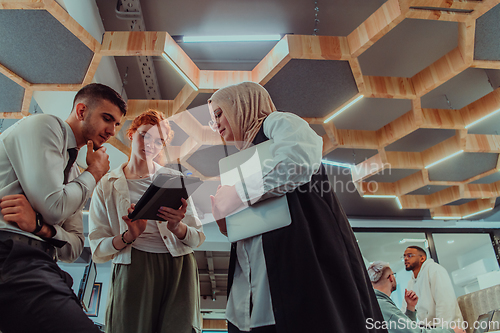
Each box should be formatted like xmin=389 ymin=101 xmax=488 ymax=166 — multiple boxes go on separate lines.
xmin=226 ymin=111 xmax=323 ymax=331
xmin=88 ymin=162 xmax=205 ymax=264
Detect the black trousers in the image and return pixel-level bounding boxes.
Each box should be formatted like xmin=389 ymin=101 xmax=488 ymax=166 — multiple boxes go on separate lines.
xmin=0 ymin=239 xmax=101 ymax=333
xmin=228 ymin=321 xmax=277 ymax=333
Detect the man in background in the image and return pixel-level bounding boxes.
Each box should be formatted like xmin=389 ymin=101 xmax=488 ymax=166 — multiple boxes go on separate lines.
xmin=402 ymin=246 xmax=464 ymax=328
xmin=368 ymin=261 xmax=465 ymax=333
xmin=0 ymin=83 xmax=126 ymax=333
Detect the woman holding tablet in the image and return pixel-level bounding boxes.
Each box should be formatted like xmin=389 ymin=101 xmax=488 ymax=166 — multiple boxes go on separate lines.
xmin=89 ymin=109 xmax=205 ymax=333
xmin=209 ymin=82 xmax=386 ymax=333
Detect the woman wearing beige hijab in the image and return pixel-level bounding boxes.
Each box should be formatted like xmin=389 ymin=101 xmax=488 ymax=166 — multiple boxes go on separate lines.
xmin=209 ymin=82 xmax=386 ymax=333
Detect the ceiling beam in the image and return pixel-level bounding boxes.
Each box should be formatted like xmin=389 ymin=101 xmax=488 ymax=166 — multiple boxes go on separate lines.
xmin=126 ymin=99 xmax=174 ymax=120
xmin=0 ymin=0 xmax=44 ymax=9
xmin=377 ymin=110 xmax=419 ymax=147
xmin=420 ymin=108 xmax=465 ymax=129
xmin=101 ymin=31 xmax=166 ymax=56
xmin=460 ymin=87 xmax=500 ymax=128
xmin=252 ymin=35 xmax=292 ymax=86
xmin=412 ymin=47 xmax=468 ymax=97
xmin=0 ymin=112 xmax=24 ymax=119
xmin=347 ymin=0 xmax=406 ymax=58
xmin=431 ymin=198 xmax=496 ymax=219
xmin=363 ymin=76 xmax=416 ymax=99
xmin=0 ymin=63 xmax=30 ymax=88
xmin=405 ymin=8 xmax=472 ymax=22
xmin=199 ymin=71 xmax=252 ymax=92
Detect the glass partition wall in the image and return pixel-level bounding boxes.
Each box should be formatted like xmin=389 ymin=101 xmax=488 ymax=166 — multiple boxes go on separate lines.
xmin=354 ymin=230 xmax=500 ymax=308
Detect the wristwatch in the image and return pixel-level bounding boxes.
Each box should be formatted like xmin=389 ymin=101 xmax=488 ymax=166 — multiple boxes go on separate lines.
xmin=32 ymin=212 xmax=43 ymax=234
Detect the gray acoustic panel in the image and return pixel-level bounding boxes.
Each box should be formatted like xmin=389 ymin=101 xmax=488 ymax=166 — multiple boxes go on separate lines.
xmin=333 ymin=97 xmax=411 ymax=131
xmin=421 ymin=68 xmax=494 ymax=110
xmin=187 ymin=93 xmax=212 ymax=110
xmin=186 ymin=145 xmax=239 ymax=177
xmin=359 ymin=19 xmax=458 ymax=77
xmin=408 ymin=185 xmax=449 ymax=195
xmin=310 ymin=124 xmax=326 ymax=137
xmin=365 ymin=169 xmax=420 ymax=183
xmin=446 ymin=199 xmax=476 ymax=206
xmin=385 ymin=129 xmax=456 ymax=152
xmin=427 ymin=153 xmax=499 ymax=182
xmin=0 ymin=10 xmax=93 ymax=84
xmin=0 ymin=72 xmax=24 ymax=113
xmin=180 ymin=41 xmax=275 ymax=66
xmin=264 ymin=59 xmax=358 ymax=118
xmin=467 ymin=111 xmax=500 ymax=135
xmin=470 ymin=172 xmax=500 ymax=184
xmin=323 ymin=148 xmax=378 ymax=164
xmin=474 ymin=3 xmax=500 ymax=61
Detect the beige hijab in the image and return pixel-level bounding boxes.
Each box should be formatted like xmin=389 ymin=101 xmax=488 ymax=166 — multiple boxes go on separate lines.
xmin=209 ymin=81 xmax=276 ymax=150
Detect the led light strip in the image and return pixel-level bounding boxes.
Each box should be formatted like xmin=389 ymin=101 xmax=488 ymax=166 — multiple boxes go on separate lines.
xmin=323 ymin=95 xmax=364 ymax=123
xmin=161 ymin=53 xmax=198 ymax=91
xmin=462 ymin=207 xmax=493 ymax=219
xmin=183 ymin=35 xmax=282 ymax=43
xmin=395 ymin=197 xmax=403 ymax=209
xmin=465 ymin=108 xmax=500 ymax=129
xmin=321 ymin=159 xmax=353 ymax=169
xmin=432 ymin=216 xmax=459 ymax=220
xmin=425 ymin=150 xmax=463 ymax=169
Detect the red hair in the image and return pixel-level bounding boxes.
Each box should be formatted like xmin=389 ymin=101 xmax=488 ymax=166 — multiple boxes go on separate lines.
xmin=126 ymin=109 xmax=174 ymax=144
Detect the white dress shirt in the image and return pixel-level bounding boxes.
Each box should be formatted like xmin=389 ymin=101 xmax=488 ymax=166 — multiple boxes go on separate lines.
xmin=0 ymin=114 xmax=95 ymax=262
xmin=226 ymin=111 xmax=323 ymax=331
xmin=88 ymin=162 xmax=206 ymax=264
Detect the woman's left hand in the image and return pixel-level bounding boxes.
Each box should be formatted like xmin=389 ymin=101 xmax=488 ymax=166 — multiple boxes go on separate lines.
xmin=213 ymin=185 xmax=245 ymax=218
xmin=158 ymin=198 xmax=188 ymax=232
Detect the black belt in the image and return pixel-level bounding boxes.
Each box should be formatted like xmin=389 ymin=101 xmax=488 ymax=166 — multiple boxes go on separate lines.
xmin=0 ymin=230 xmax=56 ymax=260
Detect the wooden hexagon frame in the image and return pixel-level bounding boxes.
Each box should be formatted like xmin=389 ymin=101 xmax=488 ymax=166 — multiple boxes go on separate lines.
xmin=1 ymin=0 xmax=500 ymax=220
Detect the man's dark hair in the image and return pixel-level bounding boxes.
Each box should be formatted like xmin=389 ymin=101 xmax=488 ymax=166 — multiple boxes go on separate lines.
xmin=407 ymin=246 xmax=427 ymax=259
xmin=73 ymin=83 xmax=127 ymax=115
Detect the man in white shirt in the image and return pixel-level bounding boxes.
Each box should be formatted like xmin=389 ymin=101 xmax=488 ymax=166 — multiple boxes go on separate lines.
xmin=402 ymin=246 xmax=464 ymax=329
xmin=0 ymin=83 xmax=126 ymax=333
xmin=368 ymin=261 xmax=465 ymax=333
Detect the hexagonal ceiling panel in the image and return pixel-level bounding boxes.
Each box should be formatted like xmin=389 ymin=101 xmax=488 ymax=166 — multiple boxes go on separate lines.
xmin=264 ymin=59 xmax=358 ymax=118
xmin=427 ymin=153 xmax=499 ymax=182
xmin=0 ymin=10 xmax=93 ymax=84
xmin=421 ymin=68 xmax=494 ymax=109
xmin=333 ymin=97 xmax=411 ymax=130
xmin=358 ymin=19 xmax=458 ymax=77
xmin=385 ymin=129 xmax=456 ymax=152
xmin=474 ymin=3 xmax=500 ymax=61
xmin=0 ymin=72 xmax=24 ymax=113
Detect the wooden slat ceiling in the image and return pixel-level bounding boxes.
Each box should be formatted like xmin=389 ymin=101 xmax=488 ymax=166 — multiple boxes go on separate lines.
xmin=1 ymin=0 xmax=500 ymax=221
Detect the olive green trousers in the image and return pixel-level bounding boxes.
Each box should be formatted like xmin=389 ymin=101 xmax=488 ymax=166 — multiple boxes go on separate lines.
xmin=105 ymin=248 xmax=201 ymax=333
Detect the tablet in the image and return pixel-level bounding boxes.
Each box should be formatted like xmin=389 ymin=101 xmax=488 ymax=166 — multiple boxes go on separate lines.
xmin=128 ymin=173 xmax=203 ymax=221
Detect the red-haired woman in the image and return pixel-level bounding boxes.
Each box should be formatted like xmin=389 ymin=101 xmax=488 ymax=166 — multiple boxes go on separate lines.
xmin=89 ymin=109 xmax=205 ymax=333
